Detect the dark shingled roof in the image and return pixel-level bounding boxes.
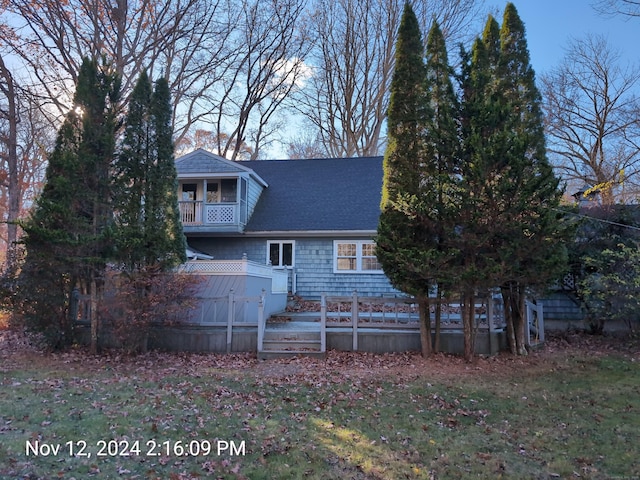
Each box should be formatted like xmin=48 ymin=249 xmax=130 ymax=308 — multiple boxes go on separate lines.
xmin=241 ymin=157 xmax=383 ymax=233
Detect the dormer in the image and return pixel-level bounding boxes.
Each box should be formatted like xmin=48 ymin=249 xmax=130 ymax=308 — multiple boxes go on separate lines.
xmin=175 ymin=149 xmax=268 ymax=234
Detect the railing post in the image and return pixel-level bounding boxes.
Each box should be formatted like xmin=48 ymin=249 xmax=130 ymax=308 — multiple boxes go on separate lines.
xmin=227 ymin=289 xmax=235 ymax=353
xmin=69 ymin=287 xmax=80 ymax=323
xmin=352 ymin=290 xmax=359 ymax=351
xmin=538 ymin=301 xmax=545 ymax=343
xmin=526 ymin=301 xmax=532 ymax=346
xmin=487 ymin=294 xmax=494 ymax=354
xmin=257 ymin=289 xmax=265 ymax=353
xmin=320 ymin=293 xmax=327 ymax=353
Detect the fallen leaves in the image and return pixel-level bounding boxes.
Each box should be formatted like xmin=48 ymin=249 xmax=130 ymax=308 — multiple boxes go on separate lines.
xmin=2 ymin=327 xmax=639 ymax=479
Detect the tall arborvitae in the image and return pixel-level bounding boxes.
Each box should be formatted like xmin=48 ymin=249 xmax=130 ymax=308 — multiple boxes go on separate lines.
xmin=457 ymin=19 xmax=508 ymax=362
xmin=460 ymin=5 xmax=568 ymax=357
xmin=379 ymin=3 xmax=428 ymax=209
xmin=376 ymin=3 xmax=434 ymax=357
xmin=421 ymin=19 xmax=461 ymax=352
xmin=113 ymin=71 xmax=152 ymax=270
xmin=114 ymin=72 xmax=186 ymax=271
xmin=148 ymin=76 xmax=186 ymax=268
xmin=18 ymin=58 xmax=119 ymax=350
xmin=495 ymin=3 xmax=568 ymax=355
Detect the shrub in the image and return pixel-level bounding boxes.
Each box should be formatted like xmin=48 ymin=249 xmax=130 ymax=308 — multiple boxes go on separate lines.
xmin=577 ymin=243 xmax=640 ymax=334
xmin=99 ymin=267 xmax=201 ymax=353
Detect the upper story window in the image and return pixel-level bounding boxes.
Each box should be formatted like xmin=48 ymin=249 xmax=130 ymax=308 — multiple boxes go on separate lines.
xmin=205 ymin=179 xmax=237 ymax=203
xmin=334 ymin=240 xmax=383 ymax=273
xmin=268 ymin=240 xmax=294 ymax=268
xmin=206 ymin=182 xmax=220 ymax=203
xmin=220 ymin=179 xmax=237 ymax=202
xmin=182 ymin=183 xmax=197 ymax=201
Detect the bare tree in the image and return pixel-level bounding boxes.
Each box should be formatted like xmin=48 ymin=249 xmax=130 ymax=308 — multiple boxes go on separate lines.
xmin=0 ymin=53 xmax=19 ymax=269
xmin=1 ymin=0 xmax=233 ymax=140
xmin=296 ymin=0 xmax=485 ymax=158
xmin=542 ymin=35 xmax=640 ymax=204
xmin=286 ymin=129 xmax=327 ymax=159
xmin=203 ymin=0 xmax=311 ymax=160
xmin=0 ymin=53 xmax=52 ymax=269
xmin=593 ymin=0 xmax=640 ymax=17
xmin=175 ymin=129 xmax=254 ymax=159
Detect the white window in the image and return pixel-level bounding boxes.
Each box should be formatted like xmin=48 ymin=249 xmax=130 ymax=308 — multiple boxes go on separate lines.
xmin=267 ymin=241 xmax=295 ymax=267
xmin=334 ymin=240 xmax=383 ymax=273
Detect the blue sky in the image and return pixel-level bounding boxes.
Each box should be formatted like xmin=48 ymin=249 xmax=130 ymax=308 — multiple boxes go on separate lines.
xmin=512 ymin=0 xmax=639 ymax=75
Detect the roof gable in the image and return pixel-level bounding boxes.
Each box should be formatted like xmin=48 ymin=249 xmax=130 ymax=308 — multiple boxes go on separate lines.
xmin=175 ymin=148 xmax=263 ymax=180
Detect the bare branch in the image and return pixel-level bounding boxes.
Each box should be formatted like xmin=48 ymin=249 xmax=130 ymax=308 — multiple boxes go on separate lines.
xmin=296 ymin=0 xmax=485 ymax=158
xmin=592 ymin=0 xmax=640 ymax=18
xmin=542 ymin=34 xmax=640 ymax=203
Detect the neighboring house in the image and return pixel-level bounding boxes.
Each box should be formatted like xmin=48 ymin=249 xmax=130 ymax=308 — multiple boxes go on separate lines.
xmin=175 ymin=149 xmax=400 ymax=298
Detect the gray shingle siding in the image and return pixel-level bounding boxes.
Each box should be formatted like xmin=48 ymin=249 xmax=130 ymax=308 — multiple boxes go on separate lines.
xmin=188 ymin=237 xmax=266 ymax=263
xmin=188 ymin=237 xmax=399 ymax=298
xmin=293 ymin=237 xmax=399 ymax=298
xmin=247 ymin=177 xmax=263 ymax=220
xmin=175 ymin=150 xmax=249 ymax=174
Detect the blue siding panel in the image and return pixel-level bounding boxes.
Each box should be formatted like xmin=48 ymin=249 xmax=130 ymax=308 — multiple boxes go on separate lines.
xmin=187 ymin=236 xmax=401 ymax=298
xmin=188 ymin=237 xmax=266 ymax=263
xmin=247 ymin=177 xmax=264 ymax=220
xmin=294 ymin=238 xmax=400 ymax=298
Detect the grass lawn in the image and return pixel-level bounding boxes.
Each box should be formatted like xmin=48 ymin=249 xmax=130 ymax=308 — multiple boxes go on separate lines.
xmin=0 ymin=331 xmax=638 ymax=480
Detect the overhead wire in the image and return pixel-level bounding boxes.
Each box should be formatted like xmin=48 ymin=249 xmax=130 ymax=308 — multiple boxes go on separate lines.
xmin=554 ymin=207 xmax=640 ymax=232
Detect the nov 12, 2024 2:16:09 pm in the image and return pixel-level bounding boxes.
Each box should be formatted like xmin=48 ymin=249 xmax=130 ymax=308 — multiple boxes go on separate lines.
xmin=24 ymin=438 xmax=246 ymax=459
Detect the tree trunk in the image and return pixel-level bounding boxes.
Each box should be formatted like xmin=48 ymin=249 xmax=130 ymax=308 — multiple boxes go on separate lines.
xmin=418 ymin=296 xmax=432 ymax=358
xmin=514 ymin=284 xmax=528 ymax=355
xmin=89 ymin=278 xmax=99 ymax=354
xmin=502 ymin=286 xmax=517 ymax=355
xmin=0 ymin=56 xmax=21 ymax=271
xmin=462 ymin=289 xmax=475 ymax=362
xmin=434 ymin=284 xmax=442 ymax=353
xmin=502 ymin=283 xmax=528 ymax=355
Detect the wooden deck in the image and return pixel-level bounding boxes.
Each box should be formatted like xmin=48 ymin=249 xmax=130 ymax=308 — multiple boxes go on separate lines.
xmin=74 ymin=291 xmax=542 ymax=356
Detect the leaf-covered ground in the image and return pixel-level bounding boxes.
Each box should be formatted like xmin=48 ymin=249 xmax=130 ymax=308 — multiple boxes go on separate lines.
xmin=0 ymin=330 xmax=638 ymax=479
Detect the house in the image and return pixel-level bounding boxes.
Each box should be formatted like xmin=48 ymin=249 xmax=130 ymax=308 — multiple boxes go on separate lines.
xmin=175 ymin=149 xmax=399 ymax=299
xmin=143 ymin=149 xmax=514 ymax=356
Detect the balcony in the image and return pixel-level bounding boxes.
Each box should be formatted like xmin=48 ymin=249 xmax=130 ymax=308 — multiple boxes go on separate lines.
xmin=179 ymin=201 xmax=246 ymax=233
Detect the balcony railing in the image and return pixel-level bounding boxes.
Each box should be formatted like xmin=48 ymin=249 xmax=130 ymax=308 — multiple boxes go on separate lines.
xmin=179 ymin=201 xmax=238 ymax=225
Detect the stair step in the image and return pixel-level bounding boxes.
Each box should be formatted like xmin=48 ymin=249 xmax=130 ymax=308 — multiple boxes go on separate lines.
xmin=261 ymin=339 xmax=321 ymax=351
xmin=263 ymin=331 xmax=320 ymax=342
xmin=259 ymin=313 xmax=326 ymax=359
xmin=266 ymin=320 xmax=321 ymax=331
xmin=258 ymin=350 xmax=326 ymax=360
xmin=269 ymin=312 xmax=322 ymax=323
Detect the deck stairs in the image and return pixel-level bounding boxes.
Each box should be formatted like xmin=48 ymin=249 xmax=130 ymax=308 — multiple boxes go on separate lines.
xmin=258 ymin=312 xmax=326 ymax=360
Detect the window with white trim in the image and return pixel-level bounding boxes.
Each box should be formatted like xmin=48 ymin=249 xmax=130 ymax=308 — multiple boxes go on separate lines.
xmin=334 ymin=240 xmax=383 ymax=273
xmin=267 ymin=240 xmax=295 ymax=267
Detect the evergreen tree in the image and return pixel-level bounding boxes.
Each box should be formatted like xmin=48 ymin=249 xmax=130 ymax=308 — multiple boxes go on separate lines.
xmin=460 ymin=6 xmax=568 ymax=357
xmin=376 ymin=3 xmax=434 ymax=357
xmin=495 ymin=3 xmax=568 ymax=355
xmin=418 ymin=19 xmax=462 ymax=352
xmin=148 ymin=76 xmax=187 ymax=269
xmin=110 ymin=72 xmax=186 ymax=352
xmin=114 ymin=72 xmax=186 ymax=271
xmin=18 ymin=58 xmax=120 ymax=350
xmin=379 ymin=3 xmax=428 ymax=210
xmin=456 ymin=21 xmax=509 ymax=361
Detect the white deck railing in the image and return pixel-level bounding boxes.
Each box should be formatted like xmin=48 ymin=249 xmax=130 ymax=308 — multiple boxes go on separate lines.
xmin=317 ymin=292 xmax=511 ymax=351
xmin=180 ymin=259 xmax=288 ymax=296
xmin=182 ymin=259 xmax=273 ymax=277
xmin=179 ymin=201 xmax=238 ymax=225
